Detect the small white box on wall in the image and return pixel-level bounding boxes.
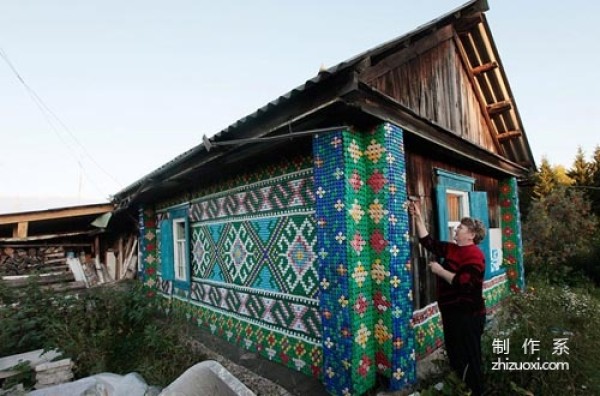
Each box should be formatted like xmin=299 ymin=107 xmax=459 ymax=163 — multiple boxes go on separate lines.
xmin=488 ymin=228 xmax=503 ymax=275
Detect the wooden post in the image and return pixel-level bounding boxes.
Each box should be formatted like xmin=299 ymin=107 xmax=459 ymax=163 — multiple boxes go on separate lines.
xmin=121 ymin=238 xmax=138 ymax=279
xmin=94 ymin=236 xmax=105 ymax=283
xmin=117 ymin=237 xmax=123 ymax=280
xmin=12 ymin=222 xmax=29 ymax=239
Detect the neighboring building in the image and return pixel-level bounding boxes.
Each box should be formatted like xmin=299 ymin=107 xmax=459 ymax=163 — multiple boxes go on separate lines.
xmin=0 ymin=203 xmax=137 ymax=287
xmin=113 ymin=1 xmax=534 ymax=394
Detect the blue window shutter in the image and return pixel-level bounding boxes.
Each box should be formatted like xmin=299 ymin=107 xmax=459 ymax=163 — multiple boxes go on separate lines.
xmin=435 ymin=185 xmax=449 ymax=241
xmin=160 ymin=218 xmax=174 ymax=281
xmin=469 ymin=191 xmax=491 ymax=279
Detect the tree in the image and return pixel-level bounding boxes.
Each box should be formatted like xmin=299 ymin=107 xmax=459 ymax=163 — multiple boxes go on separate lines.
xmin=567 ymin=146 xmax=592 ymax=186
xmin=523 ymin=187 xmax=598 ymax=283
xmin=553 ymin=164 xmax=574 ymax=186
xmin=590 ymin=145 xmax=600 ymax=218
xmin=532 ymin=157 xmax=559 ymax=198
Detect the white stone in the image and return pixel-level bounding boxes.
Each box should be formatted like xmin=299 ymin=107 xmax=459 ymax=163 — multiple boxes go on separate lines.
xmin=35 ymin=358 xmax=72 ymax=372
xmin=36 ymin=370 xmax=74 ymax=386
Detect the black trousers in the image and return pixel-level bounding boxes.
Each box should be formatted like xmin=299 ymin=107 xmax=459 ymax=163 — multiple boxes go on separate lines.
xmin=441 ymin=310 xmax=485 ymax=396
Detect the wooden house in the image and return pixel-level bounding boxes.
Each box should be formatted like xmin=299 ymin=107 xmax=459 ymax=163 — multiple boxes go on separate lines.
xmin=113 ymin=0 xmax=534 ymax=394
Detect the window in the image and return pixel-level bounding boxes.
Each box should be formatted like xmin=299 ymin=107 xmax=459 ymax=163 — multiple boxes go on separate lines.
xmin=435 ymin=169 xmax=492 ymax=279
xmin=159 ymin=206 xmax=191 ymax=289
xmin=173 ymin=219 xmax=187 ymax=281
xmin=445 ymin=190 xmax=469 ymax=242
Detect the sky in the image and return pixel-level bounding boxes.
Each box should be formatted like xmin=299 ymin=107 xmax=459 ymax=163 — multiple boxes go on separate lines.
xmin=1 ymin=1 xmax=599 ymax=213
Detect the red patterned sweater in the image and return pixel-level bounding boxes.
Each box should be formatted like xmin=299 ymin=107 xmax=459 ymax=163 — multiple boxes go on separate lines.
xmin=419 ymin=235 xmax=486 ymax=315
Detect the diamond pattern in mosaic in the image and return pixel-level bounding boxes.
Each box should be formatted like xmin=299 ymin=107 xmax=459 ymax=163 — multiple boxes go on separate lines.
xmin=192 ymin=227 xmax=212 ymax=277
xmin=275 ymin=216 xmax=318 ymax=297
xmin=222 ymin=222 xmax=256 ymax=285
xmin=367 ymin=169 xmax=386 ymax=194
xmin=192 ymin=214 xmax=318 ymax=298
xmin=150 ymin=160 xmax=323 ymax=382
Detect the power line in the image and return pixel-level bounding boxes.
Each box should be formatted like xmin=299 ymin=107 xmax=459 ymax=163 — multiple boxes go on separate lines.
xmin=0 ymin=46 xmax=122 ymax=196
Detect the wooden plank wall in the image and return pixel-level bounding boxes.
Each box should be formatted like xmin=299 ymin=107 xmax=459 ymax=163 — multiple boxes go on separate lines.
xmin=405 ymin=150 xmax=500 ymax=308
xmin=365 ymin=39 xmax=497 ymax=153
xmin=405 ymin=150 xmax=500 ymax=229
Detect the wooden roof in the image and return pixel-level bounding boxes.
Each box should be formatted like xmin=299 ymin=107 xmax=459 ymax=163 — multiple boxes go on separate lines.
xmin=0 ymin=203 xmax=114 ymax=240
xmin=453 ymin=13 xmax=534 ymax=167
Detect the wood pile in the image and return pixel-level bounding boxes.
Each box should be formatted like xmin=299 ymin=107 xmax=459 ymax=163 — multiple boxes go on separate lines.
xmin=0 ymin=246 xmax=68 ymax=276
xmin=0 ymin=245 xmax=84 ymax=291
xmin=0 ymin=234 xmax=139 ymax=290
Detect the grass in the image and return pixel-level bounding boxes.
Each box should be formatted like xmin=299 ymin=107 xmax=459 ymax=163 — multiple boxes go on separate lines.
xmin=415 ymin=279 xmax=600 ymax=395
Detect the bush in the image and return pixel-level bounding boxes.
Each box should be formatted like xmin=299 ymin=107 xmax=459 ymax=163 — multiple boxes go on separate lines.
xmin=570 ymin=238 xmax=600 ymax=286
xmin=0 ymin=281 xmax=205 ymax=388
xmin=482 ymin=281 xmax=600 ymax=394
xmin=522 ymin=188 xmax=597 ymax=284
xmin=0 ymin=277 xmax=55 ymax=357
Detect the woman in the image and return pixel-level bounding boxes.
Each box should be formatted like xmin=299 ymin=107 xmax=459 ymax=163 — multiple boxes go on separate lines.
xmin=409 ymin=201 xmax=486 ymax=396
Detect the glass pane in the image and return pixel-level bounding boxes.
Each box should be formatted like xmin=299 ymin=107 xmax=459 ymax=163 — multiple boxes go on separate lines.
xmin=176 ymin=241 xmax=186 ymax=279
xmin=446 ymin=194 xmax=462 ymax=222
xmin=175 ymin=222 xmax=185 ymax=240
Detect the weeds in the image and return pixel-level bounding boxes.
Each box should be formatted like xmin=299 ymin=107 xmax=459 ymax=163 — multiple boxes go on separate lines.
xmin=0 ymin=280 xmax=205 ymax=389
xmin=482 ymin=280 xmax=600 ymax=394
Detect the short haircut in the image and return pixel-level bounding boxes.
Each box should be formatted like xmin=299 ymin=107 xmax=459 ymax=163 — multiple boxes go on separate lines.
xmin=460 ymin=217 xmax=486 ymax=245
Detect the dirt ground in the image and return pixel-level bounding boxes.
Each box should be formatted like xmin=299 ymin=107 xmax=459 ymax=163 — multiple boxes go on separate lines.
xmin=188 ymin=339 xmax=292 ymax=396
xmin=186 ymin=325 xmax=328 ymax=396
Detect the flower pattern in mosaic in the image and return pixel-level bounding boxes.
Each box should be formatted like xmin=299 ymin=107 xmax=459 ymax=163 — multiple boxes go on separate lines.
xmin=139 ymin=207 xmax=161 ymax=293
xmin=315 ymin=129 xmax=373 ymax=395
xmin=148 ymin=158 xmax=323 ymax=385
xmin=169 ymin=297 xmax=322 ymax=379
xmin=499 ymin=178 xmax=525 ymax=292
xmin=373 ymin=123 xmax=416 ymax=390
xmin=314 ymin=124 xmax=417 ymax=395
xmin=414 ymin=291 xmax=506 ymax=359
xmin=483 ymin=274 xmax=510 ymax=313
xmin=411 ymin=303 xmax=444 ymax=359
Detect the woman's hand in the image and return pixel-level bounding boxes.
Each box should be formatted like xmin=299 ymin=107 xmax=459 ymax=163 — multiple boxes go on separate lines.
xmin=429 ymin=260 xmax=443 ymax=275
xmin=408 ymin=201 xmax=422 ymax=218
xmin=409 ymin=200 xmax=429 ymax=238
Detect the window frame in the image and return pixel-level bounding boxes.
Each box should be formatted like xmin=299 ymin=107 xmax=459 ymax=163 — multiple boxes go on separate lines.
xmin=173 ymin=218 xmax=187 ymax=282
xmin=435 ymin=170 xmax=475 ymax=243
xmin=445 ymin=189 xmax=470 ymax=243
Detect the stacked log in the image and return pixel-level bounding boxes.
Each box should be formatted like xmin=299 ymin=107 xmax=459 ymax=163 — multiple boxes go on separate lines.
xmin=41 ymin=247 xmax=68 ymax=272
xmin=0 ymin=245 xmax=87 ymax=291
xmin=0 ymin=246 xmax=67 ymax=276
